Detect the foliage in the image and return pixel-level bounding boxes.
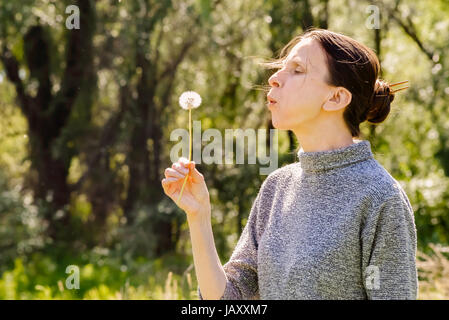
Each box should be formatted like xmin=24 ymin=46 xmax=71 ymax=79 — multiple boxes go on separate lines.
xmin=0 ymin=0 xmax=448 ymax=299
xmin=1 ymin=246 xmax=449 ymax=299
xmin=0 ymin=250 xmax=197 ymax=300
xmin=417 ymin=244 xmax=449 ymax=299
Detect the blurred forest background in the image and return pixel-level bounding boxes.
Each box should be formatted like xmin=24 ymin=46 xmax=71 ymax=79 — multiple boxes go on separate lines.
xmin=0 ymin=0 xmax=448 ymax=299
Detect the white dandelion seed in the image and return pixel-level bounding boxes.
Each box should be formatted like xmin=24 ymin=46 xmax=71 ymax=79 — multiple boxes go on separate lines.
xmin=179 ymin=91 xmax=202 ymax=110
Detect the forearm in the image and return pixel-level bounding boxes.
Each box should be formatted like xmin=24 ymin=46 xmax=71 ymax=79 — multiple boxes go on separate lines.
xmin=187 ymin=208 xmax=227 ymax=300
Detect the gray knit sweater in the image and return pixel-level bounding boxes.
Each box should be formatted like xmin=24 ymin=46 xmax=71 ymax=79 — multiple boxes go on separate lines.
xmin=198 ymin=140 xmax=418 ymax=300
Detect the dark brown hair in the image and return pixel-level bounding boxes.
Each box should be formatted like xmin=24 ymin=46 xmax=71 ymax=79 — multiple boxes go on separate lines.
xmin=262 ymin=28 xmax=408 ymax=137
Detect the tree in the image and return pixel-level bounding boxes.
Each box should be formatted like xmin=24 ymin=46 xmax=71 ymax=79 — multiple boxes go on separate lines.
xmin=0 ymin=0 xmax=96 ymax=242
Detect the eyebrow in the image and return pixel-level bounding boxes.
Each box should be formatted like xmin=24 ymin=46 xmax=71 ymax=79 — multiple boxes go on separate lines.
xmin=283 ymin=57 xmax=305 ymax=67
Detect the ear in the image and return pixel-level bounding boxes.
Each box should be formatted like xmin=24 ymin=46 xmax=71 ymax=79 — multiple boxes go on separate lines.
xmin=322 ymin=87 xmax=352 ymax=112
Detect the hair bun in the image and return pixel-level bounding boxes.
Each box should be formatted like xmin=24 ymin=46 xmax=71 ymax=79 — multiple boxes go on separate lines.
xmin=367 ymin=79 xmax=395 ymax=124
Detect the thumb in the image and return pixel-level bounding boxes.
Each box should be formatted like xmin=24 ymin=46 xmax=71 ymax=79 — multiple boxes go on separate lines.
xmin=187 ymin=161 xmax=204 ymax=183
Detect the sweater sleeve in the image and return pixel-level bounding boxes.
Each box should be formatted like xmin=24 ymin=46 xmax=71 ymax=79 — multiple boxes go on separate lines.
xmin=361 ymin=188 xmax=419 ymax=300
xmin=198 ymin=188 xmax=263 ymax=300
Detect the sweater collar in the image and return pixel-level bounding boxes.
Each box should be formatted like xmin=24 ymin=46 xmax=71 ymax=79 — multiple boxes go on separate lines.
xmin=297 ymin=139 xmax=374 ymax=172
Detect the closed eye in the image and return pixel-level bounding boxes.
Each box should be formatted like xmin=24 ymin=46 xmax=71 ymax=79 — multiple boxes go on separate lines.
xmin=290 ymin=62 xmax=304 ymax=74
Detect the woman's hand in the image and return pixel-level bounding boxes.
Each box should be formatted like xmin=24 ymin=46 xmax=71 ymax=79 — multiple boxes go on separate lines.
xmin=161 ymin=157 xmax=211 ymax=221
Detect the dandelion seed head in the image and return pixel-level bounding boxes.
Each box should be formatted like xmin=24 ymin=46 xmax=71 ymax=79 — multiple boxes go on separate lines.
xmin=179 ymin=91 xmax=202 ymax=110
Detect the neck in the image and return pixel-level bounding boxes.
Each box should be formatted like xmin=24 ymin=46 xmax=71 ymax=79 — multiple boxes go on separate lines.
xmin=292 ymin=116 xmax=356 ymax=152
xmin=296 ymin=139 xmax=373 ymax=173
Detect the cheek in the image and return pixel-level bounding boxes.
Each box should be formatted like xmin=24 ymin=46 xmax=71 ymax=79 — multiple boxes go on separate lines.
xmin=278 ymin=90 xmax=322 ymax=126
xmin=287 ymin=79 xmax=326 ymax=108
xmin=284 ymin=82 xmax=318 ymax=111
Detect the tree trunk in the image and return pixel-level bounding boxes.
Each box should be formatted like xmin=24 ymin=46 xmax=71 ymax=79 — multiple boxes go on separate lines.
xmin=0 ymin=0 xmax=95 ymax=243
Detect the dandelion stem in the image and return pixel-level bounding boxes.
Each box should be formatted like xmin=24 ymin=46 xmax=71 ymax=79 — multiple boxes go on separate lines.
xmin=189 ymin=107 xmax=192 ymax=162
xmin=177 ymin=108 xmax=192 ymax=205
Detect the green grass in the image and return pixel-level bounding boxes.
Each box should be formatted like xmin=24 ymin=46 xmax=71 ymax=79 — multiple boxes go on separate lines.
xmin=0 ymin=251 xmax=198 ymax=300
xmin=1 ymin=245 xmax=448 ymax=300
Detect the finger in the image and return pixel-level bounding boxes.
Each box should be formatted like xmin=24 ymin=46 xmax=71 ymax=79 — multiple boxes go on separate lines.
xmin=161 ymin=177 xmax=178 ymax=194
xmin=172 ymin=162 xmax=189 ymax=175
xmin=178 ymin=157 xmax=189 ymax=165
xmin=165 ymin=168 xmax=184 ymax=179
xmin=187 ymin=161 xmax=195 ymax=170
xmin=162 ymin=177 xmax=178 ymax=185
xmin=177 ymin=159 xmax=203 ymax=183
xmin=178 ymin=157 xmax=192 ymax=169
xmin=187 ymin=162 xmax=204 ymax=183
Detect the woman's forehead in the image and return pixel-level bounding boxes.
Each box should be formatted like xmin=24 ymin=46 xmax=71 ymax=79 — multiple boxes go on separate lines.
xmin=287 ymin=38 xmax=327 ymax=72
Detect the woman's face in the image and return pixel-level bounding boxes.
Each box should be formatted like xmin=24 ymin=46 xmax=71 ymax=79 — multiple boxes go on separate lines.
xmin=267 ymin=38 xmax=334 ymax=131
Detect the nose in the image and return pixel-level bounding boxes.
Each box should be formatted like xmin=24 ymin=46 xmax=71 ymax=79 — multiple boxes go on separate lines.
xmin=268 ymin=71 xmax=281 ymax=88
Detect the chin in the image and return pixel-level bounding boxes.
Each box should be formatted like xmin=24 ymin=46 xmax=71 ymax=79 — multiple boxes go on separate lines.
xmin=271 ymin=121 xmax=287 ymax=130
xmin=270 ymin=116 xmax=290 ymax=129
xmin=270 ymin=118 xmax=280 ymax=129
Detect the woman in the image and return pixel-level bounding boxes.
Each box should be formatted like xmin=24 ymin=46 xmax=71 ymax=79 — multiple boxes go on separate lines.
xmin=161 ymin=28 xmax=418 ymax=300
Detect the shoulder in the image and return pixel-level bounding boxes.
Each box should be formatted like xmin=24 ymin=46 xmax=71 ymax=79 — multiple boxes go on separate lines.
xmin=342 ymin=157 xmax=406 ymax=201
xmin=364 ymin=159 xmax=410 ymax=202
xmin=357 ymin=159 xmax=415 ymax=226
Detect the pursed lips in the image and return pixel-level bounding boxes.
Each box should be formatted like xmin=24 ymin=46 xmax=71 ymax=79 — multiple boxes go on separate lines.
xmin=267 ymin=95 xmax=278 ymax=109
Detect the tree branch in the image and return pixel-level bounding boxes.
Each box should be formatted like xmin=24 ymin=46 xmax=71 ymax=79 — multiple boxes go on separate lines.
xmin=0 ymin=46 xmax=30 ymax=117
xmin=157 ymin=37 xmax=196 ymax=81
xmin=389 ymin=7 xmax=434 ymax=61
xmin=50 ymin=0 xmax=95 ymax=131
